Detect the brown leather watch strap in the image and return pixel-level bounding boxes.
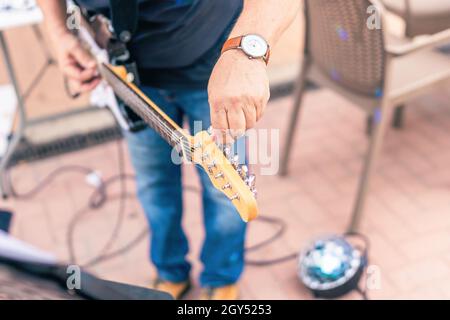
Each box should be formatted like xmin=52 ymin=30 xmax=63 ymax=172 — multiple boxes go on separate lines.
xmin=221 ymin=36 xmax=243 ymax=55
xmin=221 ymin=35 xmax=270 ymax=65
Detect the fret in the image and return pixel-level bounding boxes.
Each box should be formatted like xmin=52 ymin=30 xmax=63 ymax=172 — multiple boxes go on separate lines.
xmin=99 ymin=64 xmax=192 ymax=159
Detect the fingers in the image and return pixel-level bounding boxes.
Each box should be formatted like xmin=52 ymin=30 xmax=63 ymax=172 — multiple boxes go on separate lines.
xmin=71 ymin=42 xmax=97 ymax=69
xmin=63 ymin=61 xmax=98 ymax=82
xmin=59 ymin=34 xmax=99 ymax=87
xmin=79 ymin=77 xmax=101 ymax=92
xmin=256 ymin=92 xmax=269 ymax=121
xmin=210 ymin=107 xmax=232 ymax=144
xmin=227 ymin=105 xmax=247 ymax=139
xmin=242 ymin=103 xmax=258 ymax=130
xmin=67 ymin=76 xmax=101 ymax=95
xmin=207 ymin=49 xmax=270 ymax=144
xmin=64 ymin=50 xmax=100 ymax=93
xmin=211 ymin=103 xmax=255 ymax=144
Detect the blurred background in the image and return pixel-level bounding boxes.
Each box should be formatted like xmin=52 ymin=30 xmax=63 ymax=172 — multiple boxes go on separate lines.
xmin=1 ymin=0 xmax=450 ymax=300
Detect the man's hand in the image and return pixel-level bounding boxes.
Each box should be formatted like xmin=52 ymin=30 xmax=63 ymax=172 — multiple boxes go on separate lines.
xmin=208 ymin=50 xmax=270 ymax=143
xmin=37 ymin=0 xmax=100 ymax=93
xmin=52 ymin=30 xmax=101 ymax=93
xmin=207 ymin=0 xmax=300 ymax=143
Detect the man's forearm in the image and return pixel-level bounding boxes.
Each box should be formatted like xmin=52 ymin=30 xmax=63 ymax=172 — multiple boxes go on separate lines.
xmin=37 ymin=0 xmax=68 ymax=37
xmin=228 ymin=0 xmax=300 ymax=48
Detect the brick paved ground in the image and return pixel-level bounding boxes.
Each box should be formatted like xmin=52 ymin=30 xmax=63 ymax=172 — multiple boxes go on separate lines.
xmin=1 ymin=9 xmax=450 ymax=300
xmin=3 ymin=84 xmax=450 ymax=300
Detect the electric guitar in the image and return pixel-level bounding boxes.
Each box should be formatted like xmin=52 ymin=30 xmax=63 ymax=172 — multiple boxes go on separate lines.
xmin=75 ymin=21 xmax=258 ymax=222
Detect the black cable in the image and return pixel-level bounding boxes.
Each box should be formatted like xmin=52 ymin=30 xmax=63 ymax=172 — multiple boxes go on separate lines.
xmin=6 ymin=140 xmax=146 ymax=268
xmin=7 ymin=165 xmax=93 ymax=199
xmin=245 ymin=215 xmax=297 ymax=266
xmin=6 ymin=142 xmax=297 ymax=268
xmin=356 ymin=286 xmax=369 ymax=300
xmin=80 ymin=140 xmax=128 ymax=267
xmin=345 ymin=232 xmax=371 ymax=300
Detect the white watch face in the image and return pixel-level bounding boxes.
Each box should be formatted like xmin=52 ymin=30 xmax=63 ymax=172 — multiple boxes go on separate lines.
xmin=241 ymin=34 xmax=268 ymax=58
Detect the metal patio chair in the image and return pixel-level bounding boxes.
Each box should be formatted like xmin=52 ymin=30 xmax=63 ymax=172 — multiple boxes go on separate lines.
xmin=378 ymin=0 xmax=450 ymax=130
xmin=382 ymin=0 xmax=450 ymax=37
xmin=279 ymin=0 xmax=450 ymax=232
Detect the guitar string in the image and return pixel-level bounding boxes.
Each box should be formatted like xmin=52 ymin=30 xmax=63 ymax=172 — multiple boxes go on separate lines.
xmin=100 ymin=65 xmax=195 ymax=158
xmin=121 ymin=98 xmax=194 ymax=155
xmin=99 ymin=65 xmax=192 ymax=151
xmin=101 ymin=65 xmax=245 ymax=173
xmin=132 ymin=105 xmax=194 ymax=158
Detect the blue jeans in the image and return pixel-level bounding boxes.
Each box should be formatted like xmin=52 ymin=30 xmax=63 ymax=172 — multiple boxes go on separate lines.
xmin=124 ymin=86 xmax=247 ymax=288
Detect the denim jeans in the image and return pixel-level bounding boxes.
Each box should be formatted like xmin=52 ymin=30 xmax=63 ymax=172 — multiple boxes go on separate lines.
xmin=124 ymin=86 xmax=247 ymax=288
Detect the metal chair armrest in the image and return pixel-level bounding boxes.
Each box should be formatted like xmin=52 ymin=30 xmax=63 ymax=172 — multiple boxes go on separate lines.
xmin=385 ymin=28 xmax=450 ymax=57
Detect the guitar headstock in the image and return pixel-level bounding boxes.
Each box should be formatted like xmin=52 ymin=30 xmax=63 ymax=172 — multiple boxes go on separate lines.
xmin=191 ymin=131 xmax=258 ymax=222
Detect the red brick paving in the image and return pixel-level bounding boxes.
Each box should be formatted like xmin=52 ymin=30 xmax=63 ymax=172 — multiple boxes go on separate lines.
xmin=2 ymin=86 xmax=450 ymax=300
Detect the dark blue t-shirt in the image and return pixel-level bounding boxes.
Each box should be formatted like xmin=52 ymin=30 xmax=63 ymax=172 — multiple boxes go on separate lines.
xmin=75 ymin=0 xmax=243 ymax=89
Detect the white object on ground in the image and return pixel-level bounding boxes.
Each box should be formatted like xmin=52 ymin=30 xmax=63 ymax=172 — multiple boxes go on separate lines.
xmin=0 ymin=230 xmax=57 ymax=265
xmin=85 ymin=171 xmax=103 ymax=188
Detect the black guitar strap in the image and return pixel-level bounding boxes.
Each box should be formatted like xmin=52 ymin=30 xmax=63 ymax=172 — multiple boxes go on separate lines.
xmin=108 ymin=0 xmax=139 ymax=43
xmin=72 ymin=0 xmax=145 ymax=132
xmin=107 ymin=0 xmax=147 ymax=132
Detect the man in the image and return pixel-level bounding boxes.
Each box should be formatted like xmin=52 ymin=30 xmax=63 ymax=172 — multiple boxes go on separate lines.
xmin=37 ymin=0 xmax=299 ymax=300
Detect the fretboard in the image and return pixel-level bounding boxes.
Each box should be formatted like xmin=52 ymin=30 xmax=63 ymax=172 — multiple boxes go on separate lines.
xmin=100 ymin=63 xmax=192 ymax=158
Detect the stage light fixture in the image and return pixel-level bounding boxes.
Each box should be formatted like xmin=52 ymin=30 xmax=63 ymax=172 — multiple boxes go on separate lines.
xmin=298 ymin=234 xmax=368 ymax=299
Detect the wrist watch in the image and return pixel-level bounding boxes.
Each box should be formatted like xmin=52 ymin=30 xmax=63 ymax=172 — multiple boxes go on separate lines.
xmin=221 ymin=34 xmax=271 ymax=65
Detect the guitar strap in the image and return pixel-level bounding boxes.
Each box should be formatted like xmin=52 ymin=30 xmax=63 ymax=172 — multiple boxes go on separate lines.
xmin=107 ymin=0 xmax=147 ymax=132
xmin=71 ymin=0 xmax=146 ymax=132
xmin=108 ymin=0 xmax=139 ymax=43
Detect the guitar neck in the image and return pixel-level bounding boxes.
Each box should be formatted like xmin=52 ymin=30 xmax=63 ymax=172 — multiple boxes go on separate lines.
xmin=99 ymin=63 xmax=193 ymax=158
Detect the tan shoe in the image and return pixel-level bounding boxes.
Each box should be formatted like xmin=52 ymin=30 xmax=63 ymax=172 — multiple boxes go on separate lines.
xmin=151 ymin=278 xmax=191 ymax=300
xmin=199 ymin=284 xmax=239 ymax=300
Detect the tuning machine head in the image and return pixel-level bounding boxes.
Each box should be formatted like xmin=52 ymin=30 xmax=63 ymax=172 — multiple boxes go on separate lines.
xmin=192 ymin=129 xmax=258 ymax=222
xmin=245 ymin=174 xmax=256 ymax=188
xmin=250 ymin=187 xmax=258 ymax=199
xmin=223 ymin=146 xmax=231 ymax=158
xmin=231 ymin=154 xmax=240 ymax=168
xmin=238 ymin=165 xmax=249 ymax=179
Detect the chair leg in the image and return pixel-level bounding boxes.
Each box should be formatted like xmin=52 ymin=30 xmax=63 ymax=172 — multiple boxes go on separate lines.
xmin=366 ymin=114 xmax=374 ymax=136
xmin=392 ymin=105 xmax=405 ymax=129
xmin=348 ymin=104 xmax=393 ymax=232
xmin=279 ymin=61 xmax=310 ymax=177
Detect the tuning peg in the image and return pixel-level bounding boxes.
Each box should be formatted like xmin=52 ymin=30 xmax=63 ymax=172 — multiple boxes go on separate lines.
xmin=231 ymin=155 xmax=239 ymax=168
xmin=239 ymin=165 xmax=249 ymax=178
xmin=230 ymin=193 xmax=240 ymax=201
xmin=251 ymin=187 xmax=258 ymax=199
xmin=222 ymin=183 xmax=232 ymax=190
xmin=207 ymin=162 xmax=216 ymax=173
xmin=215 ymin=172 xmax=224 ymax=179
xmin=223 ymin=146 xmax=231 ymax=158
xmin=245 ymin=174 xmax=256 ymax=187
